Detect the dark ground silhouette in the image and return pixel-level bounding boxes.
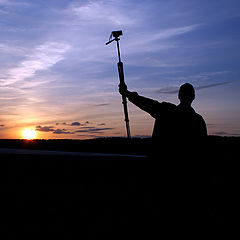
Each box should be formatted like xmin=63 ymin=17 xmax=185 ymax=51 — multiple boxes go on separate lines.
xmin=0 ymin=136 xmax=238 ymax=237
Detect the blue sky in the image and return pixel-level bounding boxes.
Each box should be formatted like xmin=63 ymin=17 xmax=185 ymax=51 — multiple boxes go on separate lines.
xmin=0 ymin=0 xmax=240 ymax=139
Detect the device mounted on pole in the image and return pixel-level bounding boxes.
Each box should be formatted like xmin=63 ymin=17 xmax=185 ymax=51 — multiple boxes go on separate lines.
xmin=106 ymin=31 xmax=131 ymax=138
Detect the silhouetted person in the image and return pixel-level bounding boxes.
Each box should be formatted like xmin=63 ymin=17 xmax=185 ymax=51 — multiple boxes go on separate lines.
xmin=119 ymin=82 xmax=208 ymax=225
xmin=119 ymin=82 xmax=207 ymax=157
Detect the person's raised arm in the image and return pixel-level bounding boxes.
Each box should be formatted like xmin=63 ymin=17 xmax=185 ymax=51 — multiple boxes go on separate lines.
xmin=119 ymin=83 xmax=161 ymax=118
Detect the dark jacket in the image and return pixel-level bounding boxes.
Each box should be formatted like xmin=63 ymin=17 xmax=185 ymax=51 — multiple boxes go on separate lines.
xmin=127 ymin=91 xmax=207 ymax=156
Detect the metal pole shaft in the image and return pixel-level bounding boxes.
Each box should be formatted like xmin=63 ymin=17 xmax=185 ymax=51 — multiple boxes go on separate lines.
xmin=116 ymin=39 xmax=121 ymax=62
xmin=116 ymin=39 xmax=131 ymax=138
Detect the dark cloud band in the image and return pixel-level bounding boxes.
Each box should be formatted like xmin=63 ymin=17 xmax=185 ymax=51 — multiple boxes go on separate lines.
xmin=155 ymin=81 xmax=231 ymax=94
xmin=36 ymin=126 xmax=55 ymax=132
xmin=75 ymin=127 xmax=114 ymax=133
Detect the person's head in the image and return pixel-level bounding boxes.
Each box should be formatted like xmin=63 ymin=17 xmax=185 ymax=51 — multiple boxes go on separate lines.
xmin=178 ymin=83 xmax=195 ymax=105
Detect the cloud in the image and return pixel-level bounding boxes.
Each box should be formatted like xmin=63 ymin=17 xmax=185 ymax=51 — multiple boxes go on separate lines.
xmin=0 ymin=43 xmax=27 ymax=55
xmin=143 ymin=25 xmax=200 ymax=43
xmin=155 ymin=81 xmax=232 ymax=94
xmin=0 ymin=0 xmax=14 ymax=6
xmin=71 ymin=121 xmax=81 ymax=126
xmin=154 ymin=86 xmax=179 ymax=94
xmin=0 ymin=41 xmax=70 ymax=86
xmin=71 ymin=121 xmax=90 ymax=126
xmin=76 ymin=134 xmax=102 ymax=138
xmin=0 ymin=0 xmax=8 ymax=4
xmin=213 ymin=132 xmax=240 ymax=136
xmin=0 ymin=0 xmax=239 ymax=139
xmin=0 ymin=0 xmax=30 ymax=6
xmin=195 ymin=81 xmax=232 ymax=90
xmin=53 ymin=129 xmax=73 ymax=134
xmin=36 ymin=125 xmax=55 ymax=132
xmin=75 ymin=127 xmax=114 ymax=133
xmin=56 ymin=122 xmax=68 ymax=125
xmin=70 ymin=1 xmax=135 ymax=26
xmin=94 ymin=103 xmax=110 ymax=107
xmin=35 ymin=125 xmax=75 ymax=134
xmin=124 ymin=24 xmax=200 ymax=56
xmin=55 ymin=121 xmax=90 ymax=127
xmin=78 ymin=127 xmax=95 ymax=129
xmin=213 ymin=131 xmax=228 ymax=135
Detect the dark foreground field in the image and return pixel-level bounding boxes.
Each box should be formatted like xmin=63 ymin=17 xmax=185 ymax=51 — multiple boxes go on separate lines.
xmin=0 ymin=137 xmax=238 ymax=238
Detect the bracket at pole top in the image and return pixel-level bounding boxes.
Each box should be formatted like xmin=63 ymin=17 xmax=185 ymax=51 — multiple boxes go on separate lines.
xmin=105 ymin=30 xmax=122 ymax=45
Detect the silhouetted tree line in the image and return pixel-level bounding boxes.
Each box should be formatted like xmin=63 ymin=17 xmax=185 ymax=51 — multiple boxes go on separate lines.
xmin=0 ymin=136 xmax=239 ymax=156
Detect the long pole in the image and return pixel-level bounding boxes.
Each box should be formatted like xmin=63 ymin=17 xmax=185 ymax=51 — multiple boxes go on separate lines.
xmin=115 ymin=38 xmax=131 ymax=138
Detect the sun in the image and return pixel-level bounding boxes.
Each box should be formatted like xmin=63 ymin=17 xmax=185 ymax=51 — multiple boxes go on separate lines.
xmin=22 ymin=129 xmax=37 ymax=140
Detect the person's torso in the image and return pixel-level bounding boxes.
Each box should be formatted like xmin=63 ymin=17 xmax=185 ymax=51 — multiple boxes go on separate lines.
xmin=152 ymin=103 xmax=206 ymax=143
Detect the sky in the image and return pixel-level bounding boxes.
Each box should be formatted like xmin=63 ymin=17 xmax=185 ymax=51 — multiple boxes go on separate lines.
xmin=0 ymin=0 xmax=240 ymax=139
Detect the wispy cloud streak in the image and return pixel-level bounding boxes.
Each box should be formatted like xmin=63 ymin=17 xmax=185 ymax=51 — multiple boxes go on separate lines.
xmin=0 ymin=42 xmax=70 ymax=86
xmin=195 ymin=81 xmax=232 ymax=90
xmin=69 ymin=1 xmax=135 ymax=26
xmin=124 ymin=25 xmax=200 ymax=55
xmin=155 ymin=81 xmax=232 ymax=94
xmin=75 ymin=127 xmax=114 ymax=133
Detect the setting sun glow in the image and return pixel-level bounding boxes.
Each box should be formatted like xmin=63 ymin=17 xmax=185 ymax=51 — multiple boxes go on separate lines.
xmin=22 ymin=129 xmax=37 ymax=140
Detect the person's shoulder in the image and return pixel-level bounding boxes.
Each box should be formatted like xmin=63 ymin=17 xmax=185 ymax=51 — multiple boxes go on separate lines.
xmin=193 ymin=110 xmax=203 ymax=118
xmin=161 ymin=102 xmax=177 ymax=110
xmin=194 ymin=111 xmax=206 ymax=123
xmin=161 ymin=101 xmax=176 ymax=107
